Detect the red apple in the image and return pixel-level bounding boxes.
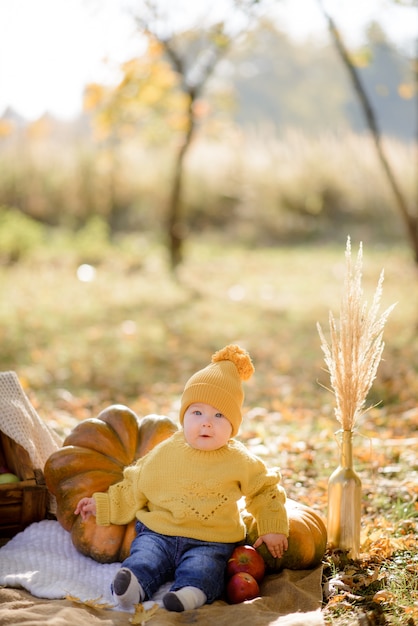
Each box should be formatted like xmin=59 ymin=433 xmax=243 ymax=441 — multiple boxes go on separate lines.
xmin=226 ymin=572 xmax=260 ymax=604
xmin=227 ymin=545 xmax=266 ymax=583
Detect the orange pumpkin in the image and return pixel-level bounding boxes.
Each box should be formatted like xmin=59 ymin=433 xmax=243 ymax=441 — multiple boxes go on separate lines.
xmin=243 ymin=498 xmax=327 ymax=571
xmin=44 ymin=404 xmax=178 ymax=563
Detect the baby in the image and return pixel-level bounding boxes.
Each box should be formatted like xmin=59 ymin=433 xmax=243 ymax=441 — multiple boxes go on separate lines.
xmin=75 ymin=344 xmax=288 ymax=612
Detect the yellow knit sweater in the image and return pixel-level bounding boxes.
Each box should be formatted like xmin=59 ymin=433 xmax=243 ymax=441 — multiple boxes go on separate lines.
xmin=94 ymin=431 xmax=288 ymax=543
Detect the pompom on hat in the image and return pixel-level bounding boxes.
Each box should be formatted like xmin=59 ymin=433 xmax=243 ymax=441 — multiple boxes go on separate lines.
xmin=179 ymin=344 xmax=255 ymax=437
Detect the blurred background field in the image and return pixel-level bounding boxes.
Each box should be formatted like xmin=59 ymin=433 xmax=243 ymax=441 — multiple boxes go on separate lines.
xmin=1 ymin=234 xmax=416 ymax=436
xmin=0 ymin=129 xmax=414 ymax=248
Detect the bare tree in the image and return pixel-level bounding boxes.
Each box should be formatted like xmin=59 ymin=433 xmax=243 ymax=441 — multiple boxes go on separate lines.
xmin=133 ymin=1 xmax=258 ymax=274
xmin=317 ymin=0 xmax=418 ymax=264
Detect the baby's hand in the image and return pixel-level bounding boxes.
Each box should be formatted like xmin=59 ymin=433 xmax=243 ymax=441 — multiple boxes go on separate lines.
xmin=253 ymin=533 xmax=288 ymax=559
xmin=74 ymin=497 xmax=96 ymax=521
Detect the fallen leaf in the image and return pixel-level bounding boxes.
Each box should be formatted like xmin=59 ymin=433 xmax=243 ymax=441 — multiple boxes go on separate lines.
xmin=65 ymin=594 xmax=114 ymax=609
xmin=373 ymin=590 xmax=395 ymax=604
xmin=130 ymin=602 xmax=159 ymax=624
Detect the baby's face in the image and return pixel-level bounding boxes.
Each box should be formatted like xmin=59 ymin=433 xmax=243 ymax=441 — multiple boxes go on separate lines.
xmin=183 ymin=403 xmax=232 ymax=451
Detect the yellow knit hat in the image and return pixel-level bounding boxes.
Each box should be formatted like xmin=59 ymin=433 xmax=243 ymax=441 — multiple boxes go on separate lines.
xmin=179 ymin=344 xmax=255 ymax=437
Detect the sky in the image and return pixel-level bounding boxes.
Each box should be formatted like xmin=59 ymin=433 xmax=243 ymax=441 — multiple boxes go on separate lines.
xmin=0 ymin=0 xmax=416 ymax=121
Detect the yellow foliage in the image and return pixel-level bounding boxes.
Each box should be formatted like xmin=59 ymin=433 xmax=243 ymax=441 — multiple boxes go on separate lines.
xmin=26 ymin=117 xmax=52 ymax=140
xmin=148 ymin=38 xmax=164 ymax=58
xmin=350 ymin=47 xmax=372 ymax=68
xmin=86 ymin=33 xmax=185 ymax=144
xmin=0 ymin=119 xmax=14 ymax=138
xmin=398 ymin=82 xmax=414 ymax=100
xmin=193 ymin=99 xmax=211 ymax=119
xmin=83 ymin=83 xmax=109 ymax=112
xmin=138 ymin=84 xmax=165 ymax=106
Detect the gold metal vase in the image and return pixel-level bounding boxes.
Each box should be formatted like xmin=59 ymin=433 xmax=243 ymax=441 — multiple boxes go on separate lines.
xmin=327 ymin=429 xmax=361 ymax=559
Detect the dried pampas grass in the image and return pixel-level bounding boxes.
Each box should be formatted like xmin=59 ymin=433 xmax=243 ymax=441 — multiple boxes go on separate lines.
xmin=317 ymin=237 xmax=396 ymax=431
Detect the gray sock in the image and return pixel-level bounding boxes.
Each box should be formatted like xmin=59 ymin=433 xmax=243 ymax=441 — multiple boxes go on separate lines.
xmin=163 ymin=586 xmax=207 ymax=612
xmin=112 ymin=567 xmax=145 ymax=609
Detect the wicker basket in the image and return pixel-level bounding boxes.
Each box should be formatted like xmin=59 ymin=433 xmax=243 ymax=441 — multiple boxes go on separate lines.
xmin=0 ymin=431 xmax=48 ymax=543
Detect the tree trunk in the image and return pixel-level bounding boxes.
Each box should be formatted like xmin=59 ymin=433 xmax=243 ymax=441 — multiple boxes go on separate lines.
xmin=166 ymin=94 xmax=196 ymax=274
xmin=318 ymin=1 xmax=418 ymax=264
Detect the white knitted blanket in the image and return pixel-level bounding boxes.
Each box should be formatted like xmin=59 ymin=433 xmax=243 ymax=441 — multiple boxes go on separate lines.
xmin=0 ymin=520 xmax=171 ymax=610
xmin=0 ymin=371 xmax=62 ymax=469
xmin=0 ymin=520 xmax=120 ymax=603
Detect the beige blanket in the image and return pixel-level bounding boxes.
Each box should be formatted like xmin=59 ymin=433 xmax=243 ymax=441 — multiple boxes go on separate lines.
xmin=0 ymin=520 xmax=324 ymax=625
xmin=0 ymin=569 xmax=324 ymax=626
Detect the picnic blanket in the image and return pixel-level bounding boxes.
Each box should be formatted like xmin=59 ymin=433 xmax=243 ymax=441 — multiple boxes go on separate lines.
xmin=0 ymin=520 xmax=324 ymax=625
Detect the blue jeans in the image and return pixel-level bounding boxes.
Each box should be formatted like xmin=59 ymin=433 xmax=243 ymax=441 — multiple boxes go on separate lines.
xmin=122 ymin=522 xmax=236 ymax=603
